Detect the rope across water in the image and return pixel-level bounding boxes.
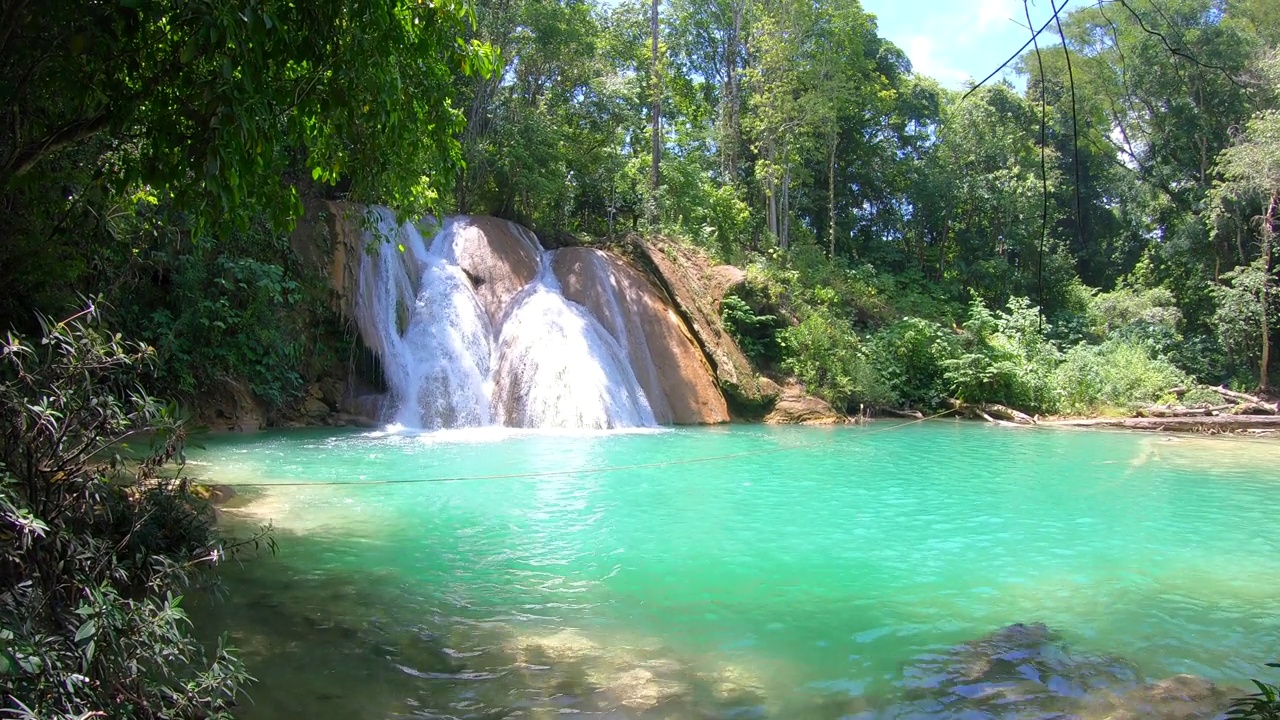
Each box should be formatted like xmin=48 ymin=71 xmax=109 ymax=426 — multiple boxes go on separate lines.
xmin=204 ymin=411 xmax=956 ymax=488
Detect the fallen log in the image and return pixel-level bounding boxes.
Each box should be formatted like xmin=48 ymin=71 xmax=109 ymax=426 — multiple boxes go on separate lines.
xmin=1215 ymin=386 xmax=1273 ymax=411
xmin=1230 ymin=402 xmax=1278 ymax=416
xmin=979 ymin=403 xmax=1037 ymax=425
xmin=1138 ymin=404 xmax=1234 ymax=418
xmin=1046 ymin=415 xmax=1280 ymax=433
xmin=879 ymin=407 xmax=925 ymax=420
xmin=965 ymin=406 xmax=1024 ymax=427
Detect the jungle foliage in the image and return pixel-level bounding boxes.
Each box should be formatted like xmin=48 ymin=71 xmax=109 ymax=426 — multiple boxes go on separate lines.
xmin=0 ymin=310 xmax=271 ymax=718
xmin=447 ymin=0 xmax=1277 ymax=409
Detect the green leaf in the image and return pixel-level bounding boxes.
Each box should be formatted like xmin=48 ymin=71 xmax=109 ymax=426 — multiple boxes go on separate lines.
xmin=75 ymin=619 xmax=97 ymax=642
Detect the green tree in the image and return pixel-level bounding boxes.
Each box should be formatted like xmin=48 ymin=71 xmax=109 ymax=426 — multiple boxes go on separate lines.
xmin=1 ymin=0 xmax=494 ymax=328
xmin=1208 ymin=53 xmax=1280 ymax=388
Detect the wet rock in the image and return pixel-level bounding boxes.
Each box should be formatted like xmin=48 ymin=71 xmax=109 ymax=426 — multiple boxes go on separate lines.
xmin=203 ymin=485 xmax=237 ymax=506
xmin=880 ymin=623 xmax=1143 ymax=719
xmin=508 ymin=630 xmax=603 ymax=666
xmin=1087 ymin=673 xmax=1234 ymax=720
xmin=447 ymin=215 xmax=542 ymax=327
xmin=553 ymin=247 xmax=729 ymax=425
xmin=764 ymin=383 xmax=844 ymax=425
xmin=602 ymin=667 xmax=688 ymax=710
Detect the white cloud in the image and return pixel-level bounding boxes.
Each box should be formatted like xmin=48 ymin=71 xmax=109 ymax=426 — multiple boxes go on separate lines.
xmin=905 ymin=35 xmax=971 ymax=86
xmin=976 ymin=0 xmax=1019 ymax=31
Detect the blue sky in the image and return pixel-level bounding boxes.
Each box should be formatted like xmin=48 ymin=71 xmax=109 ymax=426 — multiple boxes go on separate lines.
xmin=861 ymin=0 xmax=1068 ymax=88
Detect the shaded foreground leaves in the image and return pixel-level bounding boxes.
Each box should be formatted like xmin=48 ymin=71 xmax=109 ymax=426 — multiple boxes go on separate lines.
xmin=0 ymin=307 xmax=269 ymax=718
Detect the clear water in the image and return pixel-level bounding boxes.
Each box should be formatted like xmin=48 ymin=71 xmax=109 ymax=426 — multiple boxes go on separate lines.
xmin=187 ymin=423 xmax=1280 ymax=719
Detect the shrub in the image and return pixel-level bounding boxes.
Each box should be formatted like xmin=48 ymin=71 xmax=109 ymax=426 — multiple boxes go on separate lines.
xmin=1054 ymin=340 xmax=1188 ymax=414
xmin=941 ymin=298 xmax=1061 ymax=413
xmin=722 ymin=294 xmax=784 ymax=365
xmin=778 ymin=307 xmax=897 ymax=410
xmin=869 ymin=317 xmax=958 ymax=408
xmin=0 ymin=308 xmax=261 ymax=718
xmin=1227 ymin=665 xmax=1280 ymax=720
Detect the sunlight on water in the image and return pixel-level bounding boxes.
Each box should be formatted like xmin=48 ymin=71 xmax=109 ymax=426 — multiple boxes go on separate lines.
xmin=187 ymin=423 xmax=1280 ymax=719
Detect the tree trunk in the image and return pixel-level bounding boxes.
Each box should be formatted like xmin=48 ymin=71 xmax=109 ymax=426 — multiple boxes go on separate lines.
xmin=827 ymin=129 xmax=837 ymax=258
xmin=648 ymin=0 xmax=661 ymax=228
xmin=780 ymin=164 xmax=791 ymax=250
xmin=721 ymin=0 xmax=744 ymax=181
xmin=1261 ymin=193 xmax=1275 ymax=392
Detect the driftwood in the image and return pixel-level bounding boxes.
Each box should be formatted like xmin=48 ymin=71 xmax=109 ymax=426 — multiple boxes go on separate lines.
xmin=1048 ymin=415 xmax=1280 ymax=433
xmin=943 ymin=398 xmax=1036 ymax=426
xmin=979 ymin=403 xmax=1037 ymax=425
xmin=879 ymin=407 xmax=925 ymax=420
xmin=1213 ymin=385 xmax=1268 ymax=407
xmin=1161 ymin=385 xmax=1277 ymax=416
xmin=1137 ymin=404 xmax=1233 ymax=418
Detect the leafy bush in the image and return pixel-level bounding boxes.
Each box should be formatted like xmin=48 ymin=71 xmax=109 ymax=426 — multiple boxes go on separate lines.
xmin=869 ymin=317 xmax=958 ymax=408
xmin=1055 ymin=340 xmax=1188 ymax=414
xmin=143 ymin=253 xmax=305 ymax=408
xmin=1180 ymin=386 xmax=1227 ymax=407
xmin=0 ymin=309 xmax=261 ymax=718
xmin=1212 ymin=259 xmax=1276 ymax=381
xmin=778 ymin=307 xmax=897 ymax=410
xmin=106 ymin=203 xmax=319 ymax=410
xmin=940 ymin=298 xmax=1061 ymax=413
xmin=721 ymin=294 xmax=783 ymax=365
xmin=1227 ymin=666 xmax=1280 ymax=720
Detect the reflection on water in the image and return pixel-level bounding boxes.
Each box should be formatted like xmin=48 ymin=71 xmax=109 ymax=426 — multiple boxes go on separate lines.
xmin=187 ymin=424 xmax=1280 ymax=719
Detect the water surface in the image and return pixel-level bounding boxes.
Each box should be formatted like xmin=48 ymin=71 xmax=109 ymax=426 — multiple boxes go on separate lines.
xmin=188 ymin=422 xmax=1280 ymax=718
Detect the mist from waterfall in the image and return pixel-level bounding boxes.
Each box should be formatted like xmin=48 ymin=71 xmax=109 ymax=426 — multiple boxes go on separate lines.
xmin=353 ymin=207 xmax=656 ymax=431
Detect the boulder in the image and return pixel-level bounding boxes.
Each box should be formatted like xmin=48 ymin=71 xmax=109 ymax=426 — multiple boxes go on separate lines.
xmin=445 ymin=215 xmax=542 ymax=327
xmin=764 ymin=383 xmax=843 ymax=425
xmin=552 ymin=247 xmax=729 ymax=425
xmin=302 ymin=395 xmax=331 ymax=420
xmin=630 ymin=236 xmax=771 ymax=415
xmin=195 ymin=378 xmax=265 ymax=432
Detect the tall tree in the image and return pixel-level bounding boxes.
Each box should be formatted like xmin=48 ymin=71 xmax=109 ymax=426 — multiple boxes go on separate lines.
xmin=1208 ymin=53 xmax=1280 ymax=389
xmin=649 ymin=0 xmax=663 ymax=227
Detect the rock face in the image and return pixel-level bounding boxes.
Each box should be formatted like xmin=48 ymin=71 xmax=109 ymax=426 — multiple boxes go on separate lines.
xmin=445 ymin=215 xmax=541 ymax=327
xmin=552 ymin=247 xmax=729 ymax=425
xmin=764 ymin=383 xmax=844 ymax=425
xmin=631 ymin=236 xmax=776 ymax=415
xmin=193 ymin=379 xmax=265 ymax=432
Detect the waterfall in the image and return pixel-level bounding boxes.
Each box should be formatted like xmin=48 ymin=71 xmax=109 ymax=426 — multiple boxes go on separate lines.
xmin=353 ymin=208 xmax=656 ymax=430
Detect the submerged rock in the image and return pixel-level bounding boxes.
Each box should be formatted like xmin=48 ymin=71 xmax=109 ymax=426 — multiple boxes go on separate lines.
xmin=1085 ymin=673 xmax=1234 ymax=720
xmin=862 ymin=623 xmax=1232 ymax=720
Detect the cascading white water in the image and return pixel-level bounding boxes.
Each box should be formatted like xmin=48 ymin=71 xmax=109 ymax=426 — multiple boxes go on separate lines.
xmin=491 ymin=261 xmax=655 ymax=429
xmin=353 ymin=208 xmax=656 ymax=430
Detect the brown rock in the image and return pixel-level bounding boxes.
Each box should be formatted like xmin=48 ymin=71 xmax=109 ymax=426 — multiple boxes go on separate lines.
xmin=447 ymin=216 xmax=542 ymax=327
xmin=552 ymin=247 xmax=729 ymax=425
xmin=1095 ymin=674 xmax=1234 ymax=720
xmin=708 ymin=265 xmax=747 ymax=308
xmin=195 ymin=379 xmax=266 ymax=432
xmin=757 ymin=376 xmax=782 ymax=402
xmin=303 ymin=396 xmax=331 ymax=419
xmin=630 ymin=237 xmax=768 ymax=415
xmin=764 ymin=384 xmax=843 ymax=425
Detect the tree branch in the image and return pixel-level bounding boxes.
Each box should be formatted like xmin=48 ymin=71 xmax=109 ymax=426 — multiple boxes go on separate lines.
xmin=2 ymin=109 xmax=113 ymax=184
